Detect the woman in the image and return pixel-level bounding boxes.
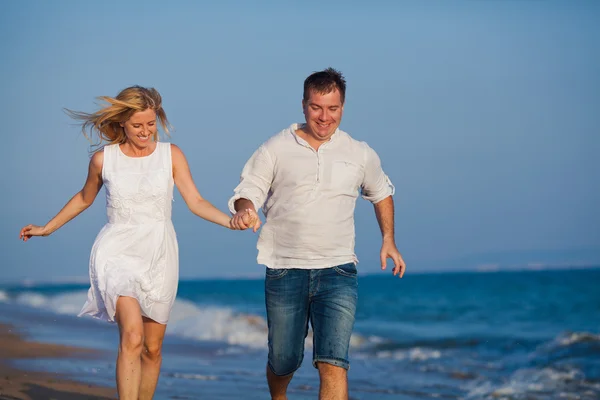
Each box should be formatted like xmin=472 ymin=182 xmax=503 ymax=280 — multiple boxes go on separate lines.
xmin=19 ymin=86 xmax=256 ymax=399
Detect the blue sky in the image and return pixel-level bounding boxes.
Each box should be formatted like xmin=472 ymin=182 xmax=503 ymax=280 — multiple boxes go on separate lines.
xmin=1 ymin=1 xmax=599 ymax=282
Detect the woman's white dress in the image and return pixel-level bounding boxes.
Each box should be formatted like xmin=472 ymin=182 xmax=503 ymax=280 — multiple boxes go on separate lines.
xmin=79 ymin=142 xmax=179 ymax=324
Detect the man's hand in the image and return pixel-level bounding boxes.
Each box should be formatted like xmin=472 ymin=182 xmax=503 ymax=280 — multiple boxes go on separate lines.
xmin=380 ymin=239 xmax=406 ymax=278
xmin=231 ymin=208 xmax=262 ymax=232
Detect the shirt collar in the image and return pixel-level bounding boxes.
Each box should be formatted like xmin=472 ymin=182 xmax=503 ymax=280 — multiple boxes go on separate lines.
xmin=288 ymin=123 xmax=341 ymax=147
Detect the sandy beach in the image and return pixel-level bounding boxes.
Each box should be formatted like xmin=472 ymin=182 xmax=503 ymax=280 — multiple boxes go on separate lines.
xmin=0 ymin=323 xmax=117 ymax=400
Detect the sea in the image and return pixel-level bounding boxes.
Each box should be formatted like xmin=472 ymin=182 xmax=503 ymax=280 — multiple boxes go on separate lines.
xmin=0 ymin=268 xmax=599 ymax=399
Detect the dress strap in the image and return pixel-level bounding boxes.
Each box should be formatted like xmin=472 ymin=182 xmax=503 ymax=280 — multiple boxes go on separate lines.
xmin=159 ymin=142 xmax=173 ymax=176
xmin=101 ymin=144 xmax=116 ymax=180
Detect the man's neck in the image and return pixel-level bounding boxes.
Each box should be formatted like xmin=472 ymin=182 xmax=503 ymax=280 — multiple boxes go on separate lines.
xmin=295 ymin=125 xmax=330 ymax=151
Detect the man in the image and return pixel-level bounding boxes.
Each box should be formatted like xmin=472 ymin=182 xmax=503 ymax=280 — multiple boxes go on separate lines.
xmin=229 ymin=68 xmax=405 ymax=400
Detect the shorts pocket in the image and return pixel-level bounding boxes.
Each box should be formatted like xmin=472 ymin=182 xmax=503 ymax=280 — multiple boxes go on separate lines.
xmin=333 ymin=263 xmax=357 ymax=278
xmin=265 ymin=267 xmax=288 ymax=280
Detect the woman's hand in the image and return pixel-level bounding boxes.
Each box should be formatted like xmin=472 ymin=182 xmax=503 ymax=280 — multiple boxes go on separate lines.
xmin=232 ymin=208 xmax=261 ymax=232
xmin=241 ymin=209 xmax=258 ymax=227
xmin=19 ymin=224 xmax=49 ymax=242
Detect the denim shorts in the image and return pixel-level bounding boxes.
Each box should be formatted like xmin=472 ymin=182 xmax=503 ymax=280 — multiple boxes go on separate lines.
xmin=264 ymin=263 xmax=358 ymax=376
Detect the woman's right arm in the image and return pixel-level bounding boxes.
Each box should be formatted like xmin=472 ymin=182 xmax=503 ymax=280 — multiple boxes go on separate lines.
xmin=19 ymin=151 xmax=104 ymax=242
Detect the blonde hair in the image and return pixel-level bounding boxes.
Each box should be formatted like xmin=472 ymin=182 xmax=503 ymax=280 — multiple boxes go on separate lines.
xmin=65 ymin=86 xmax=171 ymax=152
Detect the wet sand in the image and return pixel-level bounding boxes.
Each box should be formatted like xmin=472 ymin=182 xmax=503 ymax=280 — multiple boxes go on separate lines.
xmin=0 ymin=323 xmax=117 ymax=400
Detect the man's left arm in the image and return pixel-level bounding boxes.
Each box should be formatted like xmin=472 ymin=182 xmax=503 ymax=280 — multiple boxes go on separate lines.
xmin=373 ymin=196 xmax=406 ymax=278
xmin=361 ymin=143 xmax=406 ymax=278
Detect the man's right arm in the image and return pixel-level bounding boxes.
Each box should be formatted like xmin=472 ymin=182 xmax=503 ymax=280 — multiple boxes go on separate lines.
xmin=232 ymin=198 xmax=260 ymax=231
xmin=229 ymin=145 xmax=274 ymax=231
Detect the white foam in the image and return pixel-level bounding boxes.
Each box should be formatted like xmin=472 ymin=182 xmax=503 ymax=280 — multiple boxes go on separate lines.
xmin=535 ymin=331 xmax=600 ymax=356
xmin=170 ymin=373 xmax=218 ymax=381
xmin=167 ymin=299 xmax=269 ymax=349
xmin=0 ymin=290 xmax=8 ymax=302
xmin=465 ymin=367 xmax=590 ymax=399
xmin=557 ymin=331 xmax=600 ymax=346
xmin=11 ymin=291 xmax=269 ymax=348
xmin=168 ymin=298 xmax=368 ymax=350
xmin=15 ymin=291 xmax=88 ymax=315
xmin=15 ymin=292 xmax=50 ymax=308
xmin=19 ymin=276 xmax=90 ymax=286
xmin=374 ymin=347 xmax=442 ymax=361
xmin=10 ymin=290 xmax=368 ymax=351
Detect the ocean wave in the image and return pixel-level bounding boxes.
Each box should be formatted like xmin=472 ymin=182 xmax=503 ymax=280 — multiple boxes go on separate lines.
xmin=533 ymin=330 xmax=600 ymax=363
xmin=14 ymin=290 xmax=89 ymax=315
xmin=0 ymin=290 xmax=8 ymax=302
xmin=167 ymin=299 xmax=269 ymax=349
xmin=18 ymin=277 xmax=91 ymax=287
xmin=5 ymin=290 xmax=370 ymax=352
xmin=166 ymin=372 xmax=219 ymax=381
xmin=556 ymin=331 xmax=600 ymax=346
xmin=372 ymin=347 xmax=442 ymax=361
xmin=351 ymin=335 xmax=458 ymax=362
xmin=358 ymin=336 xmax=510 ymax=354
xmin=168 ymin=299 xmax=369 ymax=351
xmin=462 ymin=330 xmax=600 ymax=399
xmin=8 ymin=290 xmax=271 ymax=348
xmin=465 ymin=366 xmax=600 ymax=400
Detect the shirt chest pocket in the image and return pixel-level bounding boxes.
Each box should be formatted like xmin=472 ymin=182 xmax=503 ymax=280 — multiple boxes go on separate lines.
xmin=329 ymin=160 xmax=363 ymax=192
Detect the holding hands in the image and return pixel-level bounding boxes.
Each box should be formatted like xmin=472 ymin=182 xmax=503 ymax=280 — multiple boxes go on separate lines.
xmin=231 ymin=208 xmax=261 ymax=232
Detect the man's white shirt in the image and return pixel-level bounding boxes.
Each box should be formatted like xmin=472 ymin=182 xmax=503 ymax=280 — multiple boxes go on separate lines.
xmin=229 ymin=123 xmax=395 ymax=269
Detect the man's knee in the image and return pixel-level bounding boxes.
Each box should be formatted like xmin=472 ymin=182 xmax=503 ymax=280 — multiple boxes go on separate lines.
xmin=269 ymin=352 xmax=304 ymax=376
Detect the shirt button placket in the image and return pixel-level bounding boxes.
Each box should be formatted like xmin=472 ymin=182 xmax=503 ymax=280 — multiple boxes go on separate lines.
xmin=316 ymin=154 xmax=321 ymax=184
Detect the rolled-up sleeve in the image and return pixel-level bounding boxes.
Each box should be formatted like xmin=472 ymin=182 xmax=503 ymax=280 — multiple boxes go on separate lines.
xmin=228 ymin=145 xmax=274 ymax=214
xmin=360 ymin=143 xmax=395 ymax=204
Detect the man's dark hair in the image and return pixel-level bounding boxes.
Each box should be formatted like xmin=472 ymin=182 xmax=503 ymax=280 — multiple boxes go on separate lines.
xmin=303 ymin=68 xmax=347 ymax=104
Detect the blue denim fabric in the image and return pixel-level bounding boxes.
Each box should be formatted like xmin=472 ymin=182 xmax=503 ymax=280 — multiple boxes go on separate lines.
xmin=265 ymin=263 xmax=358 ymax=375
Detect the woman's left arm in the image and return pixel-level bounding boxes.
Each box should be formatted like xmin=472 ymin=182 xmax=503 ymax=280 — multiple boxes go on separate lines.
xmin=172 ymin=144 xmax=234 ymax=229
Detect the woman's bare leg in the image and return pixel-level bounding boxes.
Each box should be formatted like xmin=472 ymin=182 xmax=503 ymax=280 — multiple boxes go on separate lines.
xmin=115 ymin=296 xmax=144 ymax=400
xmin=139 ymin=317 xmax=167 ymax=400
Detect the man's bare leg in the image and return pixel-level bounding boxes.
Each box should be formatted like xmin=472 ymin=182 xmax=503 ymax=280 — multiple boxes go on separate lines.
xmin=266 ymin=363 xmax=294 ymax=400
xmin=317 ymin=362 xmax=348 ymax=400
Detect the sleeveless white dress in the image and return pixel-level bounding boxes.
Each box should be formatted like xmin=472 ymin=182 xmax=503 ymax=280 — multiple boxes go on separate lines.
xmin=79 ymin=142 xmax=179 ymax=324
